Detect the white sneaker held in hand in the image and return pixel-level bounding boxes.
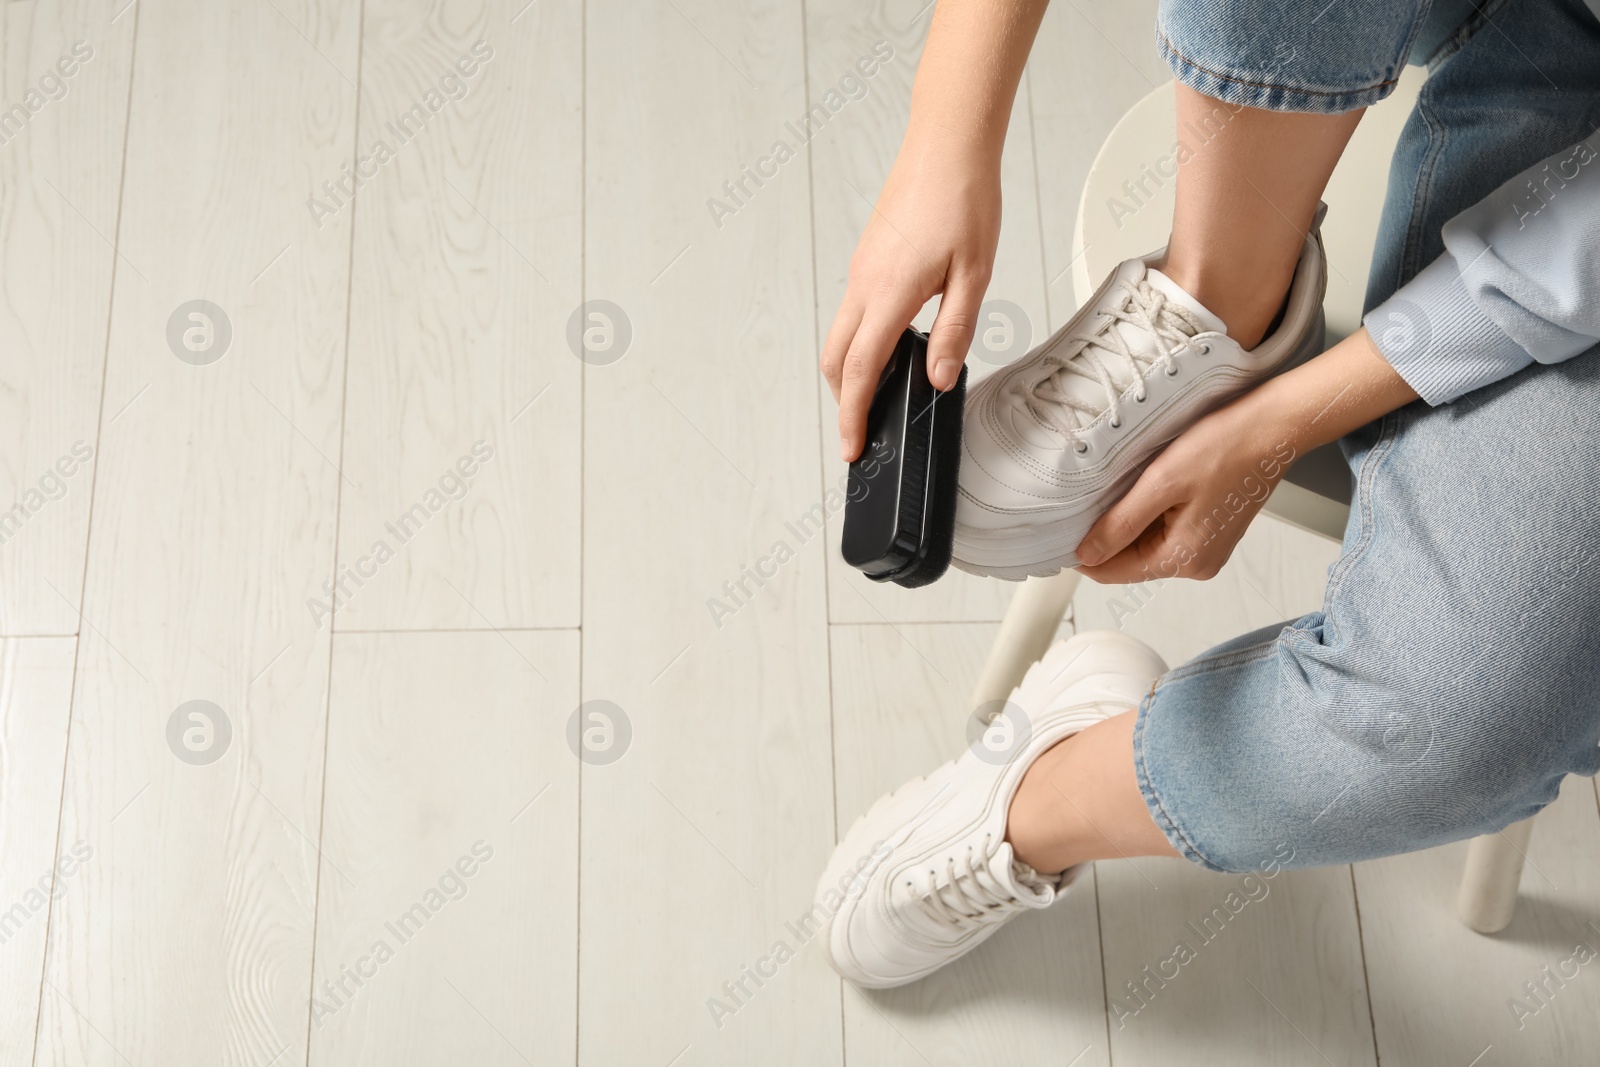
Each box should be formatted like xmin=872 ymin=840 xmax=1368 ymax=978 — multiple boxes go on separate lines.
xmin=952 ymin=212 xmax=1328 ymax=578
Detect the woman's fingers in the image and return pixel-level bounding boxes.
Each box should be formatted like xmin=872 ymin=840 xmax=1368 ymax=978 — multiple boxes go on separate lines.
xmin=821 ymin=294 xmax=866 ymax=405
xmin=926 ymin=267 xmax=986 ymax=390
xmin=1077 ymin=465 xmax=1180 ymax=568
xmin=1075 ymin=518 xmax=1170 ymax=585
xmin=836 ymin=293 xmax=926 ymax=461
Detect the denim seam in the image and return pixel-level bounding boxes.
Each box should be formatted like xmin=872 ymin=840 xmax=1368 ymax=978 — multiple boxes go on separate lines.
xmin=1402 ymin=97 xmax=1448 ymax=286
xmin=1319 ymin=412 xmax=1404 ymax=645
xmin=1425 ymin=0 xmax=1515 ymax=70
xmin=1402 ymin=0 xmax=1515 ymax=283
xmin=1155 ymin=639 xmax=1280 ymax=685
xmin=1133 ymin=683 xmax=1229 ymax=873
xmin=1156 ymin=25 xmax=1400 ymax=100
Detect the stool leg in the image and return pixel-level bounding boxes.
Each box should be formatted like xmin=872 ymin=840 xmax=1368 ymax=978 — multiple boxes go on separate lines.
xmin=1457 ymin=817 xmax=1535 ymax=934
xmin=969 ymin=571 xmax=1082 ymax=709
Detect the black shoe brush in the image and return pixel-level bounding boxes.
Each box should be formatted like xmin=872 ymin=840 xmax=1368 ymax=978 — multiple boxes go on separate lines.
xmin=840 ymin=328 xmax=966 ymax=588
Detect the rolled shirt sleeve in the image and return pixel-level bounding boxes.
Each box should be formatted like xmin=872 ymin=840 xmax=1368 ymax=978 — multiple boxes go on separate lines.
xmin=1365 ymin=130 xmax=1600 ymax=404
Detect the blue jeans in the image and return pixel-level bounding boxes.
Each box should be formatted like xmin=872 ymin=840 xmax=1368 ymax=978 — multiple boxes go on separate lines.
xmin=1137 ymin=0 xmax=1600 ymax=871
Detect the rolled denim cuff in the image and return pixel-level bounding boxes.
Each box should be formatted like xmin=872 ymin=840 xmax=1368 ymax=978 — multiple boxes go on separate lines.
xmin=1155 ymin=0 xmax=1429 ymax=113
xmin=1364 ymin=255 xmax=1534 ymax=405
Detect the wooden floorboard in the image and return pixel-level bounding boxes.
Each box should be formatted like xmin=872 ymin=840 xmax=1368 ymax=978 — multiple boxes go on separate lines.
xmin=0 ymin=1 xmax=135 ymax=635
xmin=0 ymin=637 xmax=77 ymax=1064
xmin=1357 ymin=776 xmax=1600 ymax=1067
xmin=34 ymin=1 xmax=360 ymax=1062
xmin=307 ymin=630 xmax=578 ymax=1067
xmin=1097 ymin=857 xmax=1377 ymax=1067
xmin=578 ymin=1 xmax=842 ymax=1064
xmin=333 ymin=0 xmax=582 ymax=633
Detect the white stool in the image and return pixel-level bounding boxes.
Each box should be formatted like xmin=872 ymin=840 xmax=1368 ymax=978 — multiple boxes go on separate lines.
xmin=974 ymin=68 xmax=1532 ymax=933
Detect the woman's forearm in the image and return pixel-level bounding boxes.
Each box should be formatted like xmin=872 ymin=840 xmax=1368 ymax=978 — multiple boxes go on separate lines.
xmin=823 ymin=2 xmax=1045 ymax=459
xmin=1230 ymin=327 xmax=1420 ymax=456
xmin=905 ymin=0 xmax=1050 ymax=166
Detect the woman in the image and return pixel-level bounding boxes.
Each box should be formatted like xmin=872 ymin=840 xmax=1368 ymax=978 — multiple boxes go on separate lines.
xmin=816 ymin=0 xmax=1600 ymax=988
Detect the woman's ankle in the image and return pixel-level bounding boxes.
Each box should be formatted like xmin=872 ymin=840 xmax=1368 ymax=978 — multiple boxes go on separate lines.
xmin=1162 ymin=83 xmax=1362 ymax=350
xmin=1004 ymin=712 xmax=1180 ymax=873
xmin=1158 ymin=249 xmax=1298 ymax=351
xmin=1005 ymin=737 xmax=1080 ymax=874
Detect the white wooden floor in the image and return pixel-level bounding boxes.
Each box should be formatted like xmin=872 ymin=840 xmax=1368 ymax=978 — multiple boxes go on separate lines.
xmin=3 ymin=1 xmax=1600 ymax=1064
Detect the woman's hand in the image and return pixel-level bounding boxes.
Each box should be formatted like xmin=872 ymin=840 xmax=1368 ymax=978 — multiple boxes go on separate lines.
xmin=818 ymin=0 xmax=1052 ymax=462
xmin=1074 ymin=326 xmax=1421 ymax=584
xmin=1074 ymin=401 xmax=1297 ymax=584
xmin=821 ymin=142 xmax=1001 ymax=461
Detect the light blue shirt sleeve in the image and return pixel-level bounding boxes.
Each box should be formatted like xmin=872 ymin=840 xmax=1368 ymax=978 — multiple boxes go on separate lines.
xmin=1364 ymin=129 xmax=1600 ymax=405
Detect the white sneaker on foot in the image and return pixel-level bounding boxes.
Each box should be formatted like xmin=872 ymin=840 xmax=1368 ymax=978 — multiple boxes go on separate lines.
xmin=815 ymin=630 xmax=1167 ymax=989
xmin=952 ymin=214 xmax=1327 ymax=579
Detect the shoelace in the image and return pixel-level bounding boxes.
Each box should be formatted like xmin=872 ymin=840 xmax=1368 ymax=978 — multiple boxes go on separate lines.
xmin=912 ymin=836 xmax=1046 ymax=932
xmin=1023 ymin=279 xmax=1205 ymax=450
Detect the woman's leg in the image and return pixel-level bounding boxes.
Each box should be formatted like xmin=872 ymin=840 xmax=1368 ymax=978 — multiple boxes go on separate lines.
xmin=1147 ymin=0 xmax=1433 ymax=348
xmin=997 ymin=2 xmax=1422 ymax=874
xmin=1006 ymin=0 xmax=1600 ymax=877
xmin=1007 ymin=710 xmax=1175 ymax=871
xmin=1158 ymin=89 xmax=1363 ymax=349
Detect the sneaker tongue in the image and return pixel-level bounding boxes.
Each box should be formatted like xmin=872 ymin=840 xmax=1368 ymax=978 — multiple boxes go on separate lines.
xmin=1029 ymin=267 xmax=1219 ymax=431
xmin=990 ymin=843 xmax=1054 ymax=907
xmin=1145 ymin=269 xmax=1226 ymax=334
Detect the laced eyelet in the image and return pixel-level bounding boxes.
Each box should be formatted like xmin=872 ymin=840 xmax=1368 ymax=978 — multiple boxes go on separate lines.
xmin=1073 ymin=442 xmax=1089 ymax=455
xmin=1135 ymin=392 xmax=1147 ymax=403
xmin=1165 ymin=365 xmax=1179 ymax=377
xmin=1109 ymin=418 xmax=1121 ymax=429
